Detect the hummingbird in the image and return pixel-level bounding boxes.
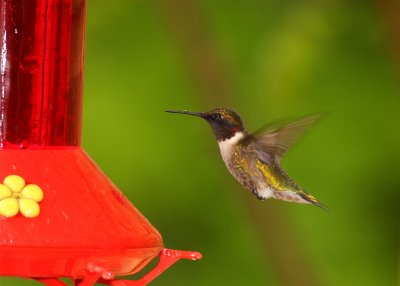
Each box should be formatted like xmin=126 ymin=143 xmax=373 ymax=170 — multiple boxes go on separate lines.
xmin=166 ymin=108 xmax=327 ymax=209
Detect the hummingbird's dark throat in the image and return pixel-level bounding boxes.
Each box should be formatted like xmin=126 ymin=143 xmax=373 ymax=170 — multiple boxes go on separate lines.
xmin=212 ymin=126 xmax=242 ymax=141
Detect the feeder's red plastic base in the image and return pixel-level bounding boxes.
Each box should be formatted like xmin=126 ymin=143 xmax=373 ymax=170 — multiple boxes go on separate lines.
xmin=0 ymin=149 xmax=202 ymax=284
xmin=33 ymin=248 xmax=202 ymax=286
xmin=0 ymin=148 xmax=163 ymax=278
xmin=0 ymin=148 xmax=201 ymax=285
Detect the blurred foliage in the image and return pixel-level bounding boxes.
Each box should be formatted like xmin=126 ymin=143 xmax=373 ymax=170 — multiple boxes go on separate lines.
xmin=2 ymin=0 xmax=399 ymax=285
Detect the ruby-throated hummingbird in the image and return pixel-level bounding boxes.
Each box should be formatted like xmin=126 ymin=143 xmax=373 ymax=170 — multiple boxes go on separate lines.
xmin=166 ymin=108 xmax=327 ymax=209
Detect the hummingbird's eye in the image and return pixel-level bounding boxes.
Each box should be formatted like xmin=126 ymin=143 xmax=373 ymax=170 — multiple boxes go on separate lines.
xmin=214 ymin=113 xmax=223 ymax=120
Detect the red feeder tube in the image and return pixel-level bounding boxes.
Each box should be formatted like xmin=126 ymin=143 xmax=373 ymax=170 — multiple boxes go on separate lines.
xmin=0 ymin=1 xmax=201 ymax=285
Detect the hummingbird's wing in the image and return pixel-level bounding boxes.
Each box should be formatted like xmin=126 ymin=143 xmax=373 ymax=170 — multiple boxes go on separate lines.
xmin=253 ymin=113 xmax=325 ymax=160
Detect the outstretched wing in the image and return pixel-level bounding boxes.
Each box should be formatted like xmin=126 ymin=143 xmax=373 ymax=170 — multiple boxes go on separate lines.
xmin=253 ymin=113 xmax=325 ymax=160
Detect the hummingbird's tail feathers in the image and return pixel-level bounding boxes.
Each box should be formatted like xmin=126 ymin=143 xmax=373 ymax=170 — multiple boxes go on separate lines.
xmin=272 ymin=190 xmax=311 ymax=204
xmin=272 ymin=190 xmax=330 ymax=211
xmin=311 ymin=200 xmax=330 ymax=211
xmin=298 ymin=192 xmax=330 ymax=211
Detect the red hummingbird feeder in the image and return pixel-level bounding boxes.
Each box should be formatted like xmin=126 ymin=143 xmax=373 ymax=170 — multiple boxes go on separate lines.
xmin=0 ymin=1 xmax=201 ymax=285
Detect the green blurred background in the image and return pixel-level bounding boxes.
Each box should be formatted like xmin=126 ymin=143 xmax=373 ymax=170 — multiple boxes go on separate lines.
xmin=3 ymin=0 xmax=400 ymax=285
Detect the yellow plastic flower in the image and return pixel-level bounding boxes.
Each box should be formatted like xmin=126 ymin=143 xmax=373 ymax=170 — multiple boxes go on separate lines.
xmin=0 ymin=175 xmax=44 ymax=218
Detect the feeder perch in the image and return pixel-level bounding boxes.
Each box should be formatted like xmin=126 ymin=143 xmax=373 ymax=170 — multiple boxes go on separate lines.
xmin=0 ymin=1 xmax=201 ymax=285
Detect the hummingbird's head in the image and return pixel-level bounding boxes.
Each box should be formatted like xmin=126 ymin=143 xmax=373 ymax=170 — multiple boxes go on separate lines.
xmin=166 ymin=108 xmax=245 ymax=141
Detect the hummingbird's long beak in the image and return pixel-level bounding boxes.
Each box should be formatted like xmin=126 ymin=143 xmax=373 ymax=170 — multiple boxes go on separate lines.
xmin=165 ymin=110 xmax=205 ymax=118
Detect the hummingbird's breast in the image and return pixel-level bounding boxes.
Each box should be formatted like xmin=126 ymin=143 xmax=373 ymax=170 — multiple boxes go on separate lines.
xmin=218 ymin=133 xmax=269 ymax=197
xmin=217 ymin=131 xmax=245 ymax=164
